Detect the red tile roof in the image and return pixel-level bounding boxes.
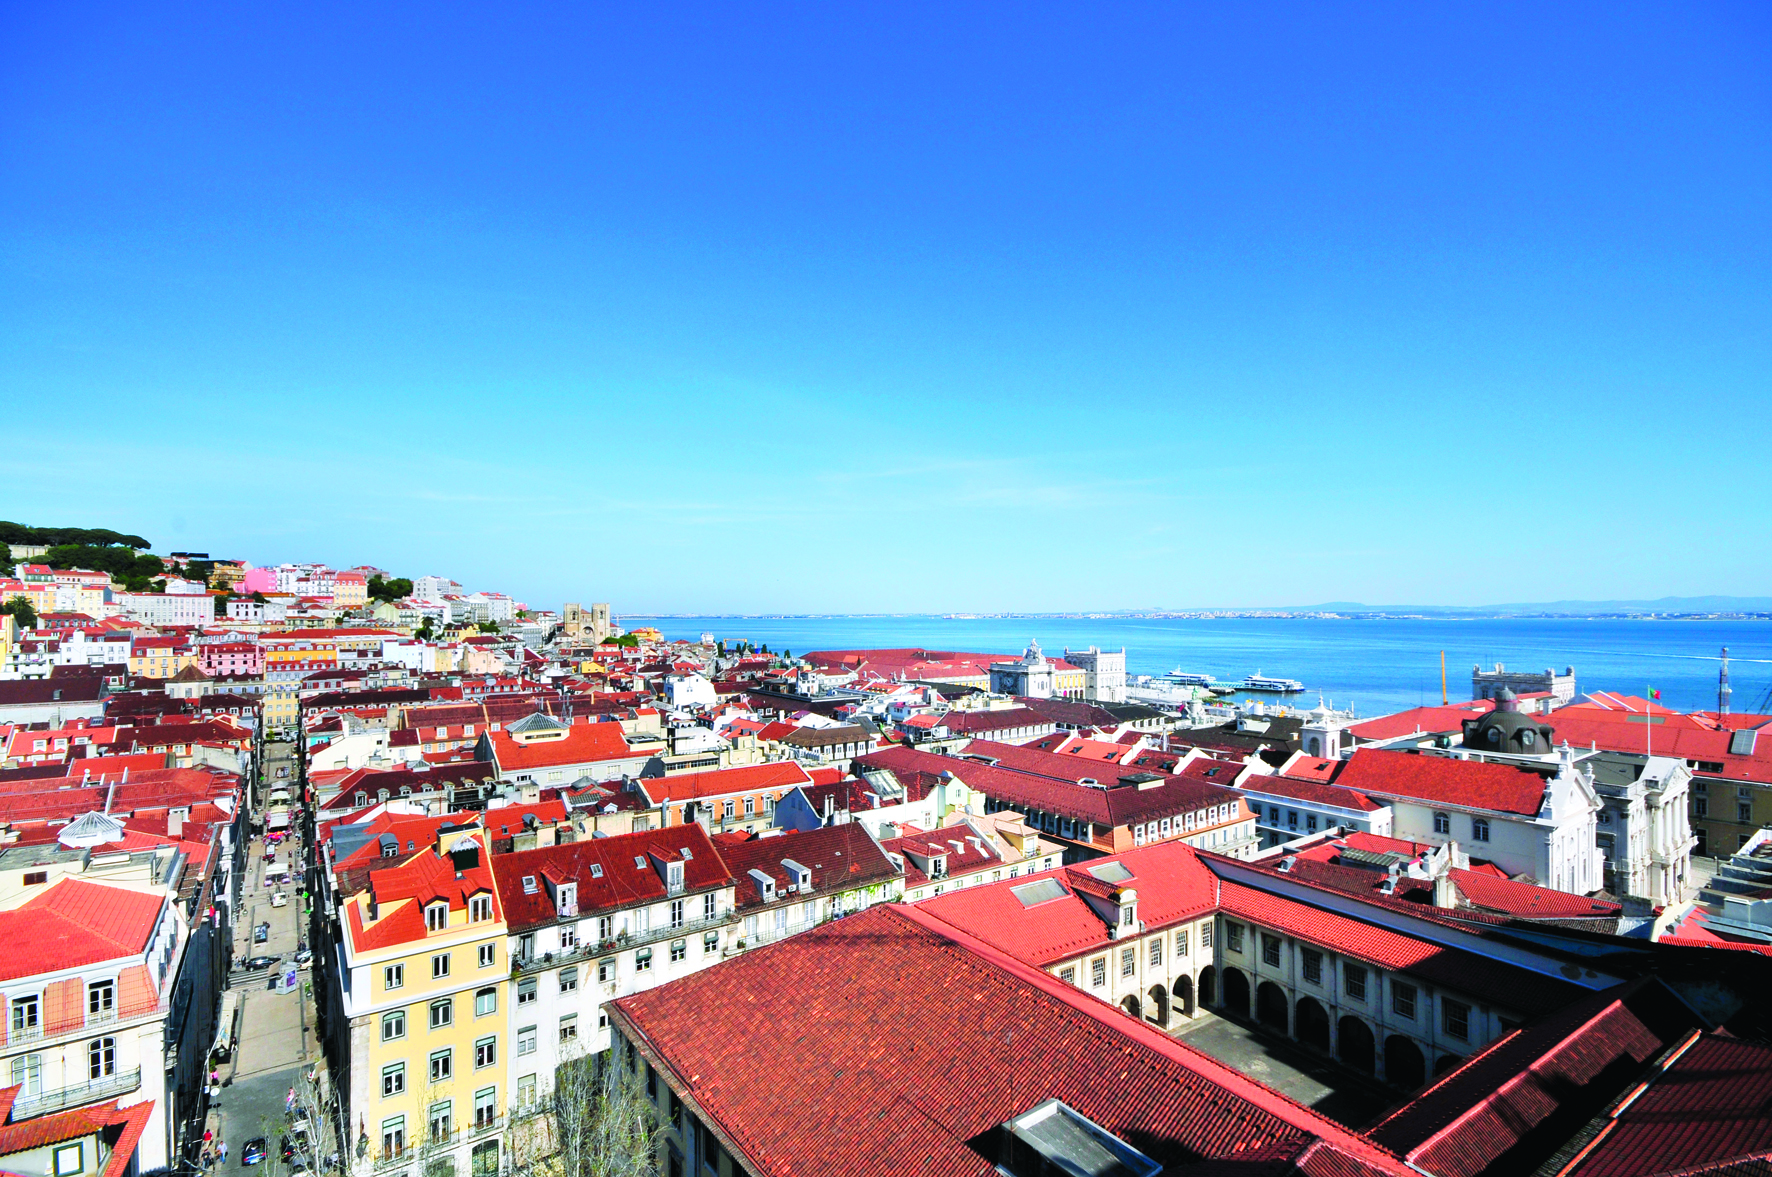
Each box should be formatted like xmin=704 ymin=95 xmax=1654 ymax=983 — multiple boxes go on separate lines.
xmin=1216 ymin=879 xmax=1582 ymax=1015
xmin=1571 ymin=1032 xmax=1772 ymax=1177
xmin=1367 ymin=977 xmax=1699 ymax=1177
xmin=638 ymin=761 xmax=813 ymax=805
xmin=493 ymin=825 xmax=730 ymax=932
xmin=0 ymin=879 xmax=166 ymax=984
xmin=1333 ymin=749 xmax=1549 ymax=816
xmin=918 ymin=841 xmax=1220 ymax=965
xmin=1241 ymin=773 xmax=1384 ymax=812
xmin=858 ymin=744 xmax=1246 ymax=830
xmin=716 ymin=824 xmax=898 ymax=912
xmin=0 ymin=1095 xmax=155 ymax=1177
xmin=609 ymin=902 xmax=1412 ymax=1177
xmin=1349 ymin=702 xmax=1494 ymax=742
xmin=485 ymin=722 xmax=637 ymax=771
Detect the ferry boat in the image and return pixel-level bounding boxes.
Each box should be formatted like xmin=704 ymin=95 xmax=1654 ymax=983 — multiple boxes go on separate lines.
xmin=1233 ymin=670 xmax=1306 ymax=694
xmin=1161 ymin=669 xmax=1218 ymax=687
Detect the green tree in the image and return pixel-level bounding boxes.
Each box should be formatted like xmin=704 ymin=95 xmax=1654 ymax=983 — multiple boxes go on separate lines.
xmin=368 ymin=575 xmax=415 ymax=603
xmin=479 ymin=620 xmax=501 ymax=634
xmin=416 ymin=621 xmax=435 ymax=641
xmin=2 ymin=596 xmax=38 ymax=629
xmin=509 ymin=1049 xmax=662 ymax=1177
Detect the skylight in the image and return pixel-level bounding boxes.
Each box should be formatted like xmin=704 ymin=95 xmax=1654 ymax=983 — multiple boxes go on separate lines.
xmin=590 ymin=864 xmax=603 ymax=878
xmin=1011 ymin=878 xmax=1068 ymax=908
xmin=634 ymin=856 xmax=647 ymax=869
xmin=1086 ymin=861 xmax=1134 ymax=884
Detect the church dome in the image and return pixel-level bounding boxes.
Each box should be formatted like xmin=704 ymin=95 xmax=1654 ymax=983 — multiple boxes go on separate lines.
xmin=1460 ymin=689 xmax=1555 ymax=755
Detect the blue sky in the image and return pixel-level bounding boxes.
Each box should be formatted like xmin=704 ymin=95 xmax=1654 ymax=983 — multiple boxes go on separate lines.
xmin=2 ymin=3 xmax=1768 ymax=614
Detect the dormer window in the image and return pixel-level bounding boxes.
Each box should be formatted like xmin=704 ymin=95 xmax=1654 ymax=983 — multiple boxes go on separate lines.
xmin=1120 ymin=905 xmax=1135 ymax=926
xmin=557 ymin=883 xmax=578 ymax=917
xmin=469 ymin=894 xmax=492 ymax=922
xmin=667 ymin=862 xmax=684 ymax=894
xmin=426 ymin=901 xmax=449 ymax=932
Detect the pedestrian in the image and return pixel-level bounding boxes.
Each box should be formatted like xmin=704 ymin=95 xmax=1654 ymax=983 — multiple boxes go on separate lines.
xmin=219 ymin=1141 xmax=228 ymax=1166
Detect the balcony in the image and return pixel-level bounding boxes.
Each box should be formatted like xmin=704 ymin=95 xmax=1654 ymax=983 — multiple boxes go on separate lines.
xmin=512 ymin=912 xmax=727 ymax=974
xmin=372 ymin=1145 xmax=414 ymax=1172
xmin=469 ymin=1114 xmax=504 ymax=1140
xmin=12 ymin=1069 xmax=141 ymax=1118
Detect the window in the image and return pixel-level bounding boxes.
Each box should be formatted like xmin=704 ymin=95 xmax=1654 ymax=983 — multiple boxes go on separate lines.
xmin=11 ymin=995 xmax=39 ymax=1036
xmin=383 ymin=1063 xmax=406 ymax=1097
xmin=516 ymin=1074 xmax=536 ymax=1109
xmin=671 ymin=939 xmax=687 ymax=963
xmin=426 ymin=902 xmax=449 ymax=932
xmin=475 ymin=1037 xmax=497 ymax=1069
xmin=430 ymin=998 xmax=453 ymax=1029
xmin=383 ymin=1010 xmax=407 ymax=1041
xmin=432 ymin=953 xmax=451 ymax=979
xmin=469 ymin=895 xmax=492 ymax=922
xmin=517 ymin=977 xmax=536 ymax=1006
xmin=598 ymin=958 xmax=616 ymax=983
xmin=1121 ymin=947 xmax=1135 ymax=977
xmin=670 ymin=899 xmax=685 ymax=929
xmin=1740 ymin=803 xmax=1753 ymax=823
xmin=1696 ymin=798 xmax=1709 ymax=817
xmin=636 ymin=948 xmax=653 ymax=972
xmin=1443 ymin=998 xmax=1471 ymax=1040
xmin=87 ymin=980 xmax=114 ymax=1018
xmin=703 ymin=893 xmax=718 ymax=920
xmin=1301 ymin=949 xmax=1322 ymax=984
xmin=475 ymin=988 xmax=497 ymax=1017
xmin=381 ymin=1117 xmax=406 ymax=1159
xmin=560 ymin=925 xmax=578 ymax=951
xmin=385 ymin=964 xmax=405 ymax=990
xmin=1344 ymin=964 xmax=1367 ymax=1001
xmin=1149 ymin=937 xmax=1163 ymax=968
xmin=1091 ymin=956 xmax=1107 ymax=987
xmin=430 ymin=1049 xmax=453 ymax=1083
xmin=1262 ymin=934 xmax=1282 ymax=967
xmin=1175 ymin=929 xmax=1188 ymax=957
xmin=703 ymin=930 xmax=719 ymax=954
xmin=517 ymin=1026 xmax=536 ymax=1056
xmin=559 ymin=1014 xmax=578 ymax=1043
xmin=1225 ymin=922 xmax=1244 ymax=953
xmin=1471 ymin=818 xmax=1490 ymax=842
xmin=428 ymin=1101 xmax=452 ymax=1145
xmin=1392 ymin=982 xmax=1417 ymax=1020
xmin=474 ymin=1087 xmax=497 ymax=1131
xmin=9 ymin=1054 xmax=41 ymax=1097
xmin=88 ymin=1037 xmax=115 ymax=1079
xmin=559 ymin=967 xmax=578 ymax=993
xmin=1060 ymin=966 xmax=1076 ymax=985
xmin=744 ymin=796 xmax=755 ymax=815
xmin=1200 ymin=922 xmax=1212 ymax=950
xmin=478 ymin=944 xmax=496 ymax=968
xmin=1433 ymin=811 xmax=1450 ymax=835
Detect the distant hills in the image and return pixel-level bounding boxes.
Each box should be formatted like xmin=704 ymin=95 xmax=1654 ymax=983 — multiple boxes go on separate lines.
xmin=1288 ymin=596 xmax=1772 ymax=615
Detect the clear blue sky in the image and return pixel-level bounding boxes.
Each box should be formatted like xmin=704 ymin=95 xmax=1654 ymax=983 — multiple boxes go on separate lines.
xmin=2 ymin=3 xmax=1767 ymax=614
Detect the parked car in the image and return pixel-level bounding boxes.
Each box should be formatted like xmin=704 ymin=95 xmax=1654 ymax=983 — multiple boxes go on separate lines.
xmin=242 ymin=1138 xmax=267 ymax=1166
xmin=240 ymin=955 xmax=278 ymax=972
xmin=270 ymin=892 xmax=288 ymax=908
xmin=253 ymin=922 xmax=270 ymax=943
xmin=280 ymin=1131 xmax=312 ymax=1164
xmin=293 ymin=948 xmax=314 ymax=967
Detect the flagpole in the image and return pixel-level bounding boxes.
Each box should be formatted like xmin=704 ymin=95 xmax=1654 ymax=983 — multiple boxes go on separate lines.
xmin=1646 ymin=685 xmax=1652 ymax=759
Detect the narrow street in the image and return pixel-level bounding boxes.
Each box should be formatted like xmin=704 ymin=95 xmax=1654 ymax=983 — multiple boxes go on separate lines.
xmin=209 ymin=739 xmax=335 ymax=1177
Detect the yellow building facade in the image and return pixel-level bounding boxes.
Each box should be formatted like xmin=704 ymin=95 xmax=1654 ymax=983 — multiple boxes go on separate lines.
xmin=341 ymin=827 xmax=507 ymax=1177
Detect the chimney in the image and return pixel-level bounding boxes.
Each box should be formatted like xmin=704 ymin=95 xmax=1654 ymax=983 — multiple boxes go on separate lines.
xmin=168 ymin=810 xmax=184 ymax=837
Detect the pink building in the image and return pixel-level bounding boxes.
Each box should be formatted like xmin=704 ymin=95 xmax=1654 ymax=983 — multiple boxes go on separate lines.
xmin=241 ymin=566 xmax=278 ymax=594
xmin=199 ymin=640 xmax=264 ymax=678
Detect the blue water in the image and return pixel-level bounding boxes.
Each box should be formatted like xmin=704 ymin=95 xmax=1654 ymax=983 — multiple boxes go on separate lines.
xmin=620 ymin=616 xmax=1772 ymax=719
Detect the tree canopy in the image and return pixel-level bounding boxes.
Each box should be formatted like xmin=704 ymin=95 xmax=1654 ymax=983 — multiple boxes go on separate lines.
xmin=1 ymin=597 xmax=38 ymax=629
xmin=43 ymin=544 xmax=165 ymax=590
xmin=367 ymin=575 xmax=414 ymax=603
xmin=0 ymin=522 xmax=150 ymax=549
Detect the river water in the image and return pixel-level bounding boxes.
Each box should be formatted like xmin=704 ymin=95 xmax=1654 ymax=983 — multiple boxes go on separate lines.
xmin=619 ymin=615 xmax=1772 ymax=719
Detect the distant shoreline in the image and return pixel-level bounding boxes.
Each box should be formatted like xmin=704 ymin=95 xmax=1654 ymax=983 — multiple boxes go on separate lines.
xmin=618 ymin=611 xmax=1772 ymax=622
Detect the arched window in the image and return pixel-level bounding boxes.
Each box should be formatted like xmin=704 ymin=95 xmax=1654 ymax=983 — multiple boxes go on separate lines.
xmin=1520 ymin=729 xmax=1536 ymax=750
xmin=1433 ymin=812 xmax=1450 ymax=835
xmin=1486 ymin=726 xmax=1502 ymax=745
xmin=1472 ymin=818 xmax=1491 ymax=842
xmin=88 ymin=1037 xmax=115 ymax=1079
